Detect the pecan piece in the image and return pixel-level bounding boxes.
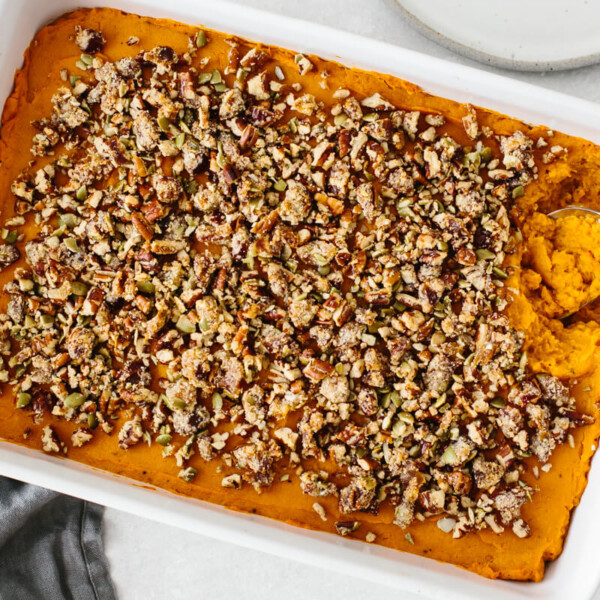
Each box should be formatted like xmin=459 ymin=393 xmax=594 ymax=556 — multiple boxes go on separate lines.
xmin=132 ymin=212 xmax=154 ymax=241
xmin=0 ymin=244 xmax=19 ymax=271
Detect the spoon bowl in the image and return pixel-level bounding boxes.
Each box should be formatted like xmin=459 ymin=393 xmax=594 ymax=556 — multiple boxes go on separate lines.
xmin=546 ymin=206 xmax=600 ymax=319
xmin=548 ymin=206 xmax=600 ymax=220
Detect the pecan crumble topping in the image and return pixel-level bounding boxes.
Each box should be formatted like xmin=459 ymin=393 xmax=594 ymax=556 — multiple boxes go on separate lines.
xmin=0 ymin=25 xmax=591 ymax=542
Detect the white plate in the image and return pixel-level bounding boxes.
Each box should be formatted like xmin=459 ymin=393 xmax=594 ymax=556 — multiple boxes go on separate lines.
xmin=1 ymin=1 xmax=600 ymax=599
xmin=395 ymin=0 xmax=600 ymax=71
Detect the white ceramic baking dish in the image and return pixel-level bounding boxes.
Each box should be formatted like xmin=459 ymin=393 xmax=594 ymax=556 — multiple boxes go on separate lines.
xmin=0 ymin=1 xmax=599 ymax=598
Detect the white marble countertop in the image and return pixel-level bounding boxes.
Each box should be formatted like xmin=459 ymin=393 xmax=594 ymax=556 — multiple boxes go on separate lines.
xmin=103 ymin=1 xmax=600 ymax=598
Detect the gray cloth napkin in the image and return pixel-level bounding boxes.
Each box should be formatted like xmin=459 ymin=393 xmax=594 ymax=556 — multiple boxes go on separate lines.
xmin=0 ymin=477 xmax=116 ymax=600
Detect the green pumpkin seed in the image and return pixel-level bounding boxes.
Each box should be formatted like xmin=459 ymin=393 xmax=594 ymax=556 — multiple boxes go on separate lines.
xmin=210 ymin=69 xmax=222 ymax=84
xmin=136 ymin=280 xmax=155 ymax=294
xmin=480 ymin=147 xmax=493 ymax=163
xmin=440 ymin=446 xmax=457 ymax=465
xmin=40 ymin=314 xmax=55 ymax=327
xmin=76 ymin=185 xmax=88 ymax=201
xmin=156 ymin=433 xmax=173 ymax=446
xmin=71 ymin=281 xmax=88 ymax=296
xmin=492 ymin=266 xmax=508 ymax=280
xmin=273 ymin=179 xmax=287 ymax=192
xmin=176 ymin=316 xmax=196 ymax=333
xmin=235 ymin=68 xmax=249 ymax=83
xmin=157 ymin=116 xmax=170 ymax=131
xmin=198 ymin=72 xmax=212 ymax=84
xmin=195 ymin=30 xmax=207 ymax=48
xmin=16 ymin=392 xmax=31 ymax=409
xmin=80 ymin=53 xmax=94 ymax=66
xmin=58 ymin=213 xmax=78 ymax=228
xmin=476 ymin=248 xmax=495 ymax=261
xmin=175 ymin=132 xmax=186 ymax=148
xmin=4 ymin=230 xmax=17 ymax=244
xmin=88 ymin=413 xmax=98 ymax=430
xmin=512 ymin=185 xmax=525 ymax=199
xmin=64 ymin=238 xmax=80 ymax=253
xmin=65 ymin=392 xmax=85 ymax=408
xmin=334 ymin=113 xmax=348 ymax=127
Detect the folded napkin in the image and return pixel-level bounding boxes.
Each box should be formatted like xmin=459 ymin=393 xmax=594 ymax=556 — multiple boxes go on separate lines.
xmin=0 ymin=477 xmax=116 ymax=600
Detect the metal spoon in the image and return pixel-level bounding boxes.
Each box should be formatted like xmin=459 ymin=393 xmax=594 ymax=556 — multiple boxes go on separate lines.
xmin=547 ymin=205 xmax=600 ymax=319
xmin=548 ymin=206 xmax=600 ymax=220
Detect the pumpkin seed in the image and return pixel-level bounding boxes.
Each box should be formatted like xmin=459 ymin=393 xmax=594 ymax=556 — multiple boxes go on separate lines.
xmin=512 ymin=185 xmax=525 ymax=199
xmin=4 ymin=229 xmax=17 ymax=244
xmin=476 ymin=248 xmax=495 ymax=261
xmin=16 ymin=392 xmax=31 ymax=409
xmin=334 ymin=113 xmax=348 ymax=127
xmin=198 ymin=72 xmax=212 ymax=84
xmin=210 ymin=69 xmax=222 ymax=84
xmin=492 ymin=266 xmax=508 ymax=279
xmin=136 ymin=280 xmax=155 ymax=294
xmin=65 ymin=392 xmax=85 ymax=409
xmin=156 ymin=433 xmax=173 ymax=446
xmin=64 ymin=238 xmax=80 ymax=253
xmin=480 ymin=147 xmax=493 ymax=163
xmin=58 ymin=213 xmax=78 ymax=228
xmin=195 ymin=30 xmax=207 ymax=48
xmin=76 ymin=185 xmax=88 ymax=201
xmin=40 ymin=315 xmax=55 ymax=327
xmin=176 ymin=316 xmax=196 ymax=333
xmin=70 ymin=281 xmax=88 ymax=296
xmin=440 ymin=446 xmax=457 ymax=465
xmin=157 ymin=116 xmax=170 ymax=131
xmin=273 ymin=179 xmax=287 ymax=192
xmin=88 ymin=413 xmax=98 ymax=429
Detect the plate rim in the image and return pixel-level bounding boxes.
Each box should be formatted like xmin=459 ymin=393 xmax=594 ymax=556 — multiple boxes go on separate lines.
xmin=394 ymin=0 xmax=600 ymax=72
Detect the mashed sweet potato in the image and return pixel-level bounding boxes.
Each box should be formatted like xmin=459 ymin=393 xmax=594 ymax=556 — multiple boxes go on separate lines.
xmin=0 ymin=7 xmax=599 ymax=584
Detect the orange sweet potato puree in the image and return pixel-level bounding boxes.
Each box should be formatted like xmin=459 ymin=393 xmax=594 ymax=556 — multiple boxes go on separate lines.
xmin=1 ymin=7 xmax=600 ymax=583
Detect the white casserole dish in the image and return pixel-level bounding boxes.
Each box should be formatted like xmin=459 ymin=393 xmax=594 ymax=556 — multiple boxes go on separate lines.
xmin=0 ymin=1 xmax=599 ymax=598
